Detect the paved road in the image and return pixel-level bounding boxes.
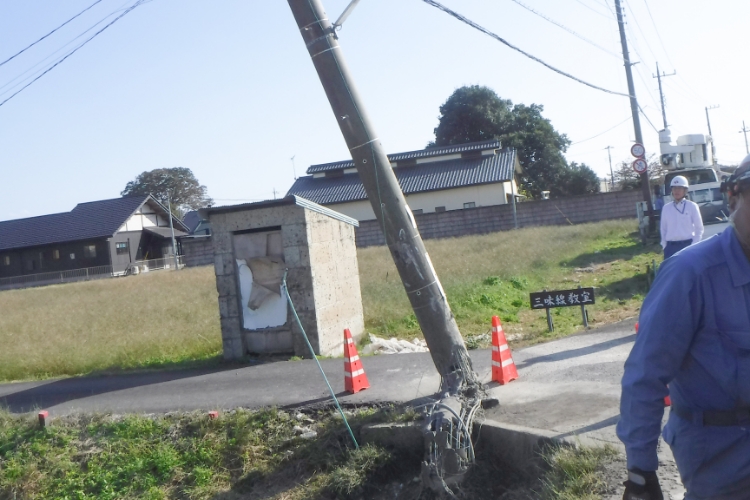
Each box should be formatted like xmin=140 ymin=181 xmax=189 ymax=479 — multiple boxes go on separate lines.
xmin=0 ymin=318 xmax=685 ymax=498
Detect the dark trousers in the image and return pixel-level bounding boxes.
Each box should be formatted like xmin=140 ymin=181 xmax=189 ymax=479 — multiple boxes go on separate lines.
xmin=664 ymin=239 xmax=692 ymax=260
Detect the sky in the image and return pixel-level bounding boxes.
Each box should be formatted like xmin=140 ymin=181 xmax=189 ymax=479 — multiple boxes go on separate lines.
xmin=1 ymin=0 xmax=749 ymax=222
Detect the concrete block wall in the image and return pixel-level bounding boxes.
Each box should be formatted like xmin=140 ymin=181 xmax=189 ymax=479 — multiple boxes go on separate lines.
xmin=305 ymin=210 xmax=365 ymax=356
xmin=180 ymin=237 xmax=213 ymax=267
xmin=208 ymin=200 xmax=364 ymax=360
xmin=355 ymin=190 xmax=642 ymax=247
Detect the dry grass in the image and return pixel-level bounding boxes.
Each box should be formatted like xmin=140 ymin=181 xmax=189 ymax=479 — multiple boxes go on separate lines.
xmin=0 ymin=219 xmax=659 ymax=382
xmin=0 ymin=267 xmax=221 ymax=382
xmin=359 ymin=219 xmax=660 ymax=343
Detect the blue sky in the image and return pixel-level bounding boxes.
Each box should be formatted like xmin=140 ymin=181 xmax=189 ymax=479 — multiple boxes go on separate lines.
xmin=1 ymin=0 xmax=749 ymax=221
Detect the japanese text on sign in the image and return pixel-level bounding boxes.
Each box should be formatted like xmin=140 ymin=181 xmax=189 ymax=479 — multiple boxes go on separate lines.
xmin=530 ymin=288 xmax=595 ymax=309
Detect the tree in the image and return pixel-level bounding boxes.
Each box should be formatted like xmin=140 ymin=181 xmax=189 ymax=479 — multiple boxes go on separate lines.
xmin=613 ymin=155 xmax=665 ymax=191
xmin=121 ymin=167 xmax=213 ymax=216
xmin=431 ymin=85 xmax=595 ymax=198
xmin=562 ymin=163 xmax=601 ymax=196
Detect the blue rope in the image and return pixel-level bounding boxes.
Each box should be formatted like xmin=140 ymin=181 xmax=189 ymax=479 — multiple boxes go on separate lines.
xmin=281 ymin=272 xmax=359 ymax=449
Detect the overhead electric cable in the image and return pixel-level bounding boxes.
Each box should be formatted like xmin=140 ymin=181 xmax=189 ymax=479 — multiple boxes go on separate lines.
xmin=508 ymin=0 xmax=620 ymax=59
xmin=0 ymin=1 xmax=132 ymax=95
xmin=641 ymin=0 xmax=675 ymax=68
xmin=638 ymin=103 xmax=659 ymax=132
xmin=0 ymin=0 xmax=104 ymax=68
xmin=0 ymin=0 xmax=147 ymax=108
xmin=572 ymin=0 xmax=613 ymax=19
xmin=570 ymin=115 xmax=632 ymax=145
xmin=624 ymin=0 xmax=660 ymax=63
xmin=421 ymin=0 xmax=631 ymax=98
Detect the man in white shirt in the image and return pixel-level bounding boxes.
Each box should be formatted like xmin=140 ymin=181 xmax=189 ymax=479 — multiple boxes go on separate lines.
xmin=660 ymin=175 xmax=704 ymax=259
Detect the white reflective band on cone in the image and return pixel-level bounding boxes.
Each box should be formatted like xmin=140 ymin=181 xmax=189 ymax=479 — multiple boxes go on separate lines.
xmin=345 ymin=369 xmax=365 ymax=378
xmin=501 ymin=359 xmax=514 ymax=367
xmin=345 ymin=355 xmax=359 ymax=363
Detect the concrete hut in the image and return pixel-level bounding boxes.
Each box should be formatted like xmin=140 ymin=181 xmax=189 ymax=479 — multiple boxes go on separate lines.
xmin=204 ymin=196 xmax=365 ymax=360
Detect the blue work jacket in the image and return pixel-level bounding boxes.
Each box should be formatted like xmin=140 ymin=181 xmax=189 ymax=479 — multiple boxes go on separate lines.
xmin=618 ymin=227 xmax=750 ymax=498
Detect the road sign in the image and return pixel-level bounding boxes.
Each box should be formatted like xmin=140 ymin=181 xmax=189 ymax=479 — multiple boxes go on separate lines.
xmin=530 ymin=288 xmax=595 ymax=309
xmin=632 ymin=158 xmax=648 ymax=174
xmin=530 ymin=287 xmax=595 ymax=331
xmin=631 ymin=143 xmax=645 ymax=158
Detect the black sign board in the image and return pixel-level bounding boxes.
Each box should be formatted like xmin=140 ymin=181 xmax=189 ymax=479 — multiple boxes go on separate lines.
xmin=530 ymin=287 xmax=595 ymax=310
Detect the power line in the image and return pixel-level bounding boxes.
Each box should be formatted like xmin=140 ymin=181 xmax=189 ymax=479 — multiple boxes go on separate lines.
xmin=641 ymin=0 xmax=675 ymax=68
xmin=570 ymin=115 xmax=632 ymax=145
xmin=624 ymin=0 xmax=660 ymax=63
xmin=0 ymin=0 xmax=148 ymax=109
xmin=508 ymin=0 xmax=620 ymax=59
xmin=0 ymin=0 xmax=104 ymax=68
xmin=0 ymin=1 xmax=132 ymax=96
xmin=420 ymin=0 xmax=631 ymax=97
xmin=572 ymin=0 xmax=613 ymax=19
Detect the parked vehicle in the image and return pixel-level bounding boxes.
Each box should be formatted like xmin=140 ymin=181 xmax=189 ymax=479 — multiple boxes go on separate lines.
xmin=658 ymin=129 xmax=727 ymax=223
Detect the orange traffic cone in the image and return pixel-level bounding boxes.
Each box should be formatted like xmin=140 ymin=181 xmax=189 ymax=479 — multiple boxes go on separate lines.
xmin=634 ymin=322 xmax=670 ymax=406
xmin=491 ymin=316 xmax=518 ymax=385
xmin=344 ymin=328 xmax=370 ymax=394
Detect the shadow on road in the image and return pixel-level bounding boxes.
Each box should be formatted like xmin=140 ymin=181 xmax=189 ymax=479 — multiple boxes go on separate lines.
xmin=517 ymin=333 xmax=635 ymax=369
xmin=554 ymin=414 xmax=620 ymax=440
xmin=0 ymin=364 xmax=245 ymax=414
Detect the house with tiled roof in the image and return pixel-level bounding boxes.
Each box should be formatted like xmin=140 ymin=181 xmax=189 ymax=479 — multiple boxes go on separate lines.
xmin=286 ymin=139 xmax=521 ymax=221
xmin=0 ymin=195 xmax=189 ymax=280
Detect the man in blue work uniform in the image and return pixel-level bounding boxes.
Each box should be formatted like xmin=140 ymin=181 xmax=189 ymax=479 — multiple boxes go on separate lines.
xmin=618 ymin=155 xmax=750 ymax=500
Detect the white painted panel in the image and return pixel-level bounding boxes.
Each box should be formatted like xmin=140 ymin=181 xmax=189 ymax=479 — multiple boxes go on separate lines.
xmin=324 ymin=183 xmax=509 ymax=221
xmin=236 ymin=259 xmax=287 ymax=330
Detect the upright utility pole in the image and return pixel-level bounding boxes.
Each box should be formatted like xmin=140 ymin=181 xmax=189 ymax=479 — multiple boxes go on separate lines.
xmin=705 ymin=105 xmax=719 ymax=165
xmin=614 ymin=0 xmax=654 ymax=232
xmin=652 ymin=62 xmax=675 ymax=130
xmin=605 ymin=146 xmax=615 ymax=190
xmin=705 ymin=105 xmax=719 ymax=138
xmin=167 ymin=194 xmax=179 ymax=271
xmin=741 ymin=121 xmax=750 ymax=155
xmin=287 ymin=0 xmax=478 ymax=394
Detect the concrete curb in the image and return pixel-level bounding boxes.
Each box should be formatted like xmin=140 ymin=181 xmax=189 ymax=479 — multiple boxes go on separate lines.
xmin=361 ymin=418 xmax=614 ymax=477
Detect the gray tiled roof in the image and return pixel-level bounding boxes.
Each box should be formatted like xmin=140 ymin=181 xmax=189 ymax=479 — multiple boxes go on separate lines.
xmin=287 ymin=148 xmax=516 ymax=205
xmin=0 ymin=195 xmax=189 ymax=252
xmin=306 ymin=139 xmax=502 ymax=174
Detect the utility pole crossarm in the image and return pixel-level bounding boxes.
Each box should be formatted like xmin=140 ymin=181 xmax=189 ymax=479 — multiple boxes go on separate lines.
xmin=652 ymin=62 xmax=676 ymax=130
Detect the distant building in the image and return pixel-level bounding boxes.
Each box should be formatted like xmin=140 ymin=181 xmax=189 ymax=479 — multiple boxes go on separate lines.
xmin=0 ymin=195 xmax=189 ymax=280
xmin=286 ymin=139 xmax=521 ymax=221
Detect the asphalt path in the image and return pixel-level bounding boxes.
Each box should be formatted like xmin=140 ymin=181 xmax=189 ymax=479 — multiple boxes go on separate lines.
xmin=0 ymin=316 xmax=688 ymax=497
xmin=0 ymin=321 xmax=636 ymax=418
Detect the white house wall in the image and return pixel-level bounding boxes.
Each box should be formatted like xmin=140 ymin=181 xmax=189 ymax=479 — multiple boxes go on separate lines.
xmin=116 ymin=203 xmax=166 ymax=233
xmin=324 ymin=182 xmax=514 ymax=221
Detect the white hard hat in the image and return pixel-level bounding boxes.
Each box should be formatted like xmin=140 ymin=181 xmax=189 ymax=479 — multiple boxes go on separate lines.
xmin=670 ymin=175 xmax=689 ymax=188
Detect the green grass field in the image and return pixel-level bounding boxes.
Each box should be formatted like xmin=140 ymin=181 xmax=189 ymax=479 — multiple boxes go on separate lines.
xmin=0 ymin=407 xmax=617 ymax=499
xmin=0 ymin=219 xmax=661 ymax=382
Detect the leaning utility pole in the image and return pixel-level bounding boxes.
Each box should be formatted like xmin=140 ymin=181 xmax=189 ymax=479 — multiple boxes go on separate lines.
xmin=287 ymin=0 xmax=478 ymax=395
xmin=605 ymin=146 xmax=615 ymax=191
xmin=614 ymin=0 xmax=655 ymax=233
xmin=652 ymin=62 xmax=675 ymax=130
xmin=741 ymin=121 xmax=750 ymax=155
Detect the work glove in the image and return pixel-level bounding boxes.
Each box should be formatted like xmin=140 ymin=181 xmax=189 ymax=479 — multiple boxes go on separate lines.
xmin=623 ymin=469 xmax=663 ymax=500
